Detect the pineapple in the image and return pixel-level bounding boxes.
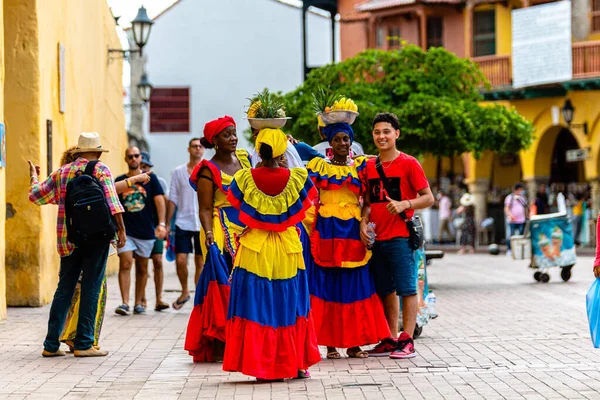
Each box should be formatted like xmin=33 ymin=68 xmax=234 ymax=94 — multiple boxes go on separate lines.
xmin=247 ymin=89 xmax=286 ymax=119
xmin=247 ymin=100 xmax=261 ymax=118
xmin=312 ymin=87 xmax=342 ymax=114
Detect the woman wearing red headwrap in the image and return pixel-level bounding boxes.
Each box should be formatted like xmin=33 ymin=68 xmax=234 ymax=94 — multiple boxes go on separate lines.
xmin=184 ymin=116 xmax=252 ymax=362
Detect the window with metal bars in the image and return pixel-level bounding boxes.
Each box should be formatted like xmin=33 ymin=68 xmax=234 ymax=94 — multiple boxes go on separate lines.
xmin=427 ymin=16 xmax=443 ymax=49
xmin=473 ymin=10 xmax=496 ymax=57
xmin=388 ymin=27 xmax=401 ymax=49
xmin=149 ymin=88 xmax=190 ymax=133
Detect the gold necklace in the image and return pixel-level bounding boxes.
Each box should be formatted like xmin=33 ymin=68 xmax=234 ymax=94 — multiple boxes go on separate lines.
xmin=330 ymin=157 xmax=349 ymax=166
xmin=382 ymin=151 xmax=400 ymax=169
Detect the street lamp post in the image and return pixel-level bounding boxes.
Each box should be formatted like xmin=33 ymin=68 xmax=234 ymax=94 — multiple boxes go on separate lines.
xmin=124 ymin=72 xmax=153 ymax=108
xmin=137 ymin=73 xmax=153 ymax=103
xmin=108 ymin=5 xmax=154 ymax=64
xmin=562 ymin=99 xmax=588 ymax=135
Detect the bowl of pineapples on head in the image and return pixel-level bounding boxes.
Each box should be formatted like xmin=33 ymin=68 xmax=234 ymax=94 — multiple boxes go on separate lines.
xmin=246 ymin=89 xmax=291 ymax=130
xmin=312 ymin=88 xmax=359 ymax=125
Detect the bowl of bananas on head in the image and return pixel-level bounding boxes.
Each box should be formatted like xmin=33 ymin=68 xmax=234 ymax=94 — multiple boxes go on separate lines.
xmin=319 ymin=97 xmax=359 ymax=125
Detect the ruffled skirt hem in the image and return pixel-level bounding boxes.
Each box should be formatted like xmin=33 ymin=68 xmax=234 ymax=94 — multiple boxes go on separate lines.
xmin=311 ymin=294 xmax=391 ymax=348
xmin=184 ymin=281 xmax=230 ymax=362
xmin=222 ymin=315 xmax=321 ymax=380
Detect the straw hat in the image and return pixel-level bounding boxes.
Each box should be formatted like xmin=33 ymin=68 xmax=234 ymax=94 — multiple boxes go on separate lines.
xmin=460 ymin=193 xmax=475 ymax=207
xmin=71 ymin=132 xmax=109 ymax=153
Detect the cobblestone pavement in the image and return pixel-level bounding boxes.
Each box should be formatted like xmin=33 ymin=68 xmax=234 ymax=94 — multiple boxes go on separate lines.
xmin=1 ymin=254 xmax=600 ymax=399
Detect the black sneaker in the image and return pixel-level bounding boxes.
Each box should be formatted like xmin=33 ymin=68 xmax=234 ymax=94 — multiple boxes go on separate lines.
xmin=115 ymin=304 xmax=130 ymax=315
xmin=366 ymin=337 xmax=398 ymax=357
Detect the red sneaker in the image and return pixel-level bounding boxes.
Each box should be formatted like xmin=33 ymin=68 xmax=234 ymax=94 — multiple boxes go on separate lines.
xmin=390 ymin=332 xmax=416 ymax=359
xmin=367 ymin=337 xmax=398 ymax=357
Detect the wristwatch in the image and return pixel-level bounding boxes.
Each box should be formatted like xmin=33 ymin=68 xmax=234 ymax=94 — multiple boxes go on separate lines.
xmin=159 ymin=222 xmax=166 ymax=227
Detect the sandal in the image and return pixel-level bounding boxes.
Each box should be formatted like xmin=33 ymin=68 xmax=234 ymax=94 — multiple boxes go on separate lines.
xmin=294 ymin=370 xmax=311 ymax=379
xmin=172 ymin=295 xmax=190 ymax=310
xmin=155 ymin=301 xmax=170 ymax=311
xmin=346 ymin=349 xmax=369 ymax=359
xmin=326 ymin=351 xmax=341 ymax=359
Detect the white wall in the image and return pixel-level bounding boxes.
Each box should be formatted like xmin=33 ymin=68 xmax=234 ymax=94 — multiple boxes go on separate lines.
xmin=142 ymin=0 xmax=340 ymax=182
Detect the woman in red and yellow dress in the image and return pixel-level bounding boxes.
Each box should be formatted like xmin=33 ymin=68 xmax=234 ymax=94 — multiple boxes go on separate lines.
xmin=185 ymin=116 xmax=251 ymax=362
xmin=223 ymin=128 xmax=321 ymax=380
xmin=306 ymin=122 xmax=390 ymax=359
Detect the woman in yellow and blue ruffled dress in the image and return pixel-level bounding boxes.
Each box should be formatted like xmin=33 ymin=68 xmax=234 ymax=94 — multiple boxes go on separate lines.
xmin=223 ymin=128 xmax=321 ymax=380
xmin=306 ymin=122 xmax=390 ymax=359
xmin=185 ymin=116 xmax=252 ymax=362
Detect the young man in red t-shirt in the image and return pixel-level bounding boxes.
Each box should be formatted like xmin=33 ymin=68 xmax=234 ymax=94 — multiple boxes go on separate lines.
xmin=360 ymin=113 xmax=434 ymax=359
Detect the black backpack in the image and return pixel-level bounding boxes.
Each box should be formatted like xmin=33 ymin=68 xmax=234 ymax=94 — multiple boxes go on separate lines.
xmin=65 ymin=160 xmax=116 ymax=246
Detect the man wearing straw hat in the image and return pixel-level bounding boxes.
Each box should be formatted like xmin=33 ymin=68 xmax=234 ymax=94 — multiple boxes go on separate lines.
xmin=28 ymin=132 xmax=126 ymax=358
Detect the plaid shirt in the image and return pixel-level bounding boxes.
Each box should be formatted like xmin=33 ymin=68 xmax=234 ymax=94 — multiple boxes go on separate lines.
xmin=29 ymin=158 xmax=124 ymax=258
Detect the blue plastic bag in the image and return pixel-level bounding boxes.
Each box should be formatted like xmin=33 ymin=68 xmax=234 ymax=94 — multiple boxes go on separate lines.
xmin=165 ymin=210 xmax=177 ymax=262
xmin=166 ymin=231 xmax=176 ymax=262
xmin=586 ymin=278 xmax=600 ymax=348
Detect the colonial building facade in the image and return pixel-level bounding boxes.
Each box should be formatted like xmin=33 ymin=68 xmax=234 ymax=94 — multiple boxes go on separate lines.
xmin=340 ymin=0 xmax=600 ymax=234
xmin=0 ymin=0 xmax=127 ymax=318
xmin=133 ymin=0 xmax=340 ymax=182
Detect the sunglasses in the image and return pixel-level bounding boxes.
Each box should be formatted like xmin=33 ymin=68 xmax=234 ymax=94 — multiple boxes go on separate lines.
xmin=127 ymin=154 xmax=141 ymax=159
xmin=190 ymin=145 xmax=203 ymax=149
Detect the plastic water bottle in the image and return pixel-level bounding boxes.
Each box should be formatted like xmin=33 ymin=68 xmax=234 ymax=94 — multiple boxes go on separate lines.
xmin=426 ymin=291 xmax=438 ymax=319
xmin=367 ymin=222 xmax=376 ymax=249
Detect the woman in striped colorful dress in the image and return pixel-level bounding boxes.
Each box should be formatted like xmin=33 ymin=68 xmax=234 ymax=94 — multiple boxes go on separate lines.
xmin=185 ymin=116 xmax=251 ymax=362
xmin=306 ymin=123 xmax=390 ymax=359
xmin=223 ymin=128 xmax=321 ymax=380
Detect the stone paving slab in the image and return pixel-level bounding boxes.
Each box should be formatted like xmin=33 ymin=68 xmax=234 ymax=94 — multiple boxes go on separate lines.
xmin=1 ymin=253 xmax=600 ymax=399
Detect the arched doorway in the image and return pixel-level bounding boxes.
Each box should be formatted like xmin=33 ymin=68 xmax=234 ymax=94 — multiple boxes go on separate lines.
xmin=550 ymin=128 xmax=584 ymax=186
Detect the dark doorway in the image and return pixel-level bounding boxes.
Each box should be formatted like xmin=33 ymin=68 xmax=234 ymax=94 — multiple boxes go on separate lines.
xmin=550 ymin=128 xmax=581 ymax=184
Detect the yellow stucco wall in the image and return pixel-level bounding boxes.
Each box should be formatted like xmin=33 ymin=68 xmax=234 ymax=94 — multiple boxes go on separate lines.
xmin=0 ymin=0 xmax=5 ymax=321
xmin=4 ymin=0 xmax=126 ymax=306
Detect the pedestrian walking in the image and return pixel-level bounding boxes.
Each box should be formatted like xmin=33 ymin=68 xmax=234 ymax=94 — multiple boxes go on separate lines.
xmin=306 ymin=122 xmax=390 ymax=360
xmin=572 ymin=193 xmax=585 ymax=246
xmin=185 ymin=116 xmax=251 ymax=362
xmin=223 ymin=128 xmax=321 ymax=380
xmin=505 ymin=182 xmax=528 ymax=256
xmin=115 ymin=146 xmax=167 ymax=316
xmin=437 ymin=190 xmax=454 ymax=243
xmin=28 ymin=132 xmax=126 ymax=358
xmin=360 ymin=113 xmax=434 ymax=359
xmin=140 ymin=152 xmax=170 ymax=311
xmin=456 ymin=193 xmax=476 ymax=254
xmin=166 ymin=138 xmax=206 ymax=310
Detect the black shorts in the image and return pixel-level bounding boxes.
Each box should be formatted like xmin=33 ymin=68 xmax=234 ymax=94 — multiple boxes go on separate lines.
xmin=174 ymin=227 xmax=202 ymax=255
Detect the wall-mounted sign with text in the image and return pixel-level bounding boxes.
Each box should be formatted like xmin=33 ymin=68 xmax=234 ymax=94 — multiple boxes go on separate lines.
xmin=566 ymin=148 xmax=590 ymax=163
xmin=512 ymin=1 xmax=572 ymax=88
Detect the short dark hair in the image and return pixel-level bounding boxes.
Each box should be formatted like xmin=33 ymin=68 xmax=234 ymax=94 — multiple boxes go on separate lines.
xmin=372 ymin=112 xmax=400 ymax=130
xmin=515 ymin=182 xmax=525 ymax=191
xmin=189 ymin=137 xmax=202 ymax=148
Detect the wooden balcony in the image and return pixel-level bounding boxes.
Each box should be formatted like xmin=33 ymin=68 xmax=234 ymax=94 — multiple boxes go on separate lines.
xmin=472 ymin=41 xmax=600 ymax=87
xmin=472 ymin=55 xmax=512 ymax=86
xmin=573 ymin=41 xmax=600 ymax=78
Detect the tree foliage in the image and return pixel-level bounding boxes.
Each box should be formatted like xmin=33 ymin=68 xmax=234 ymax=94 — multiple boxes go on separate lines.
xmin=281 ymin=46 xmax=534 ymax=157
